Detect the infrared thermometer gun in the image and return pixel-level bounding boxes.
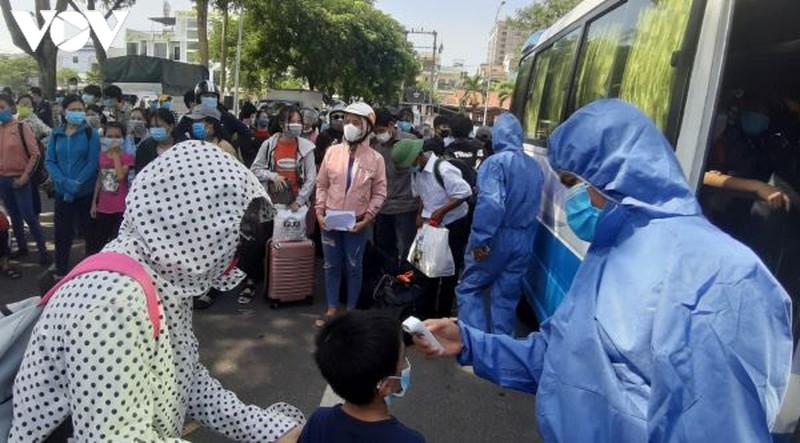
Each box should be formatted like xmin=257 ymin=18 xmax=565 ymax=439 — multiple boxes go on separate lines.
xmin=402 ymin=316 xmax=444 ymax=355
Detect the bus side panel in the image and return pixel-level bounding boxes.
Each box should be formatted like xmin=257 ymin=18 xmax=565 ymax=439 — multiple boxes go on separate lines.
xmin=522 ymin=221 xmax=582 ymax=322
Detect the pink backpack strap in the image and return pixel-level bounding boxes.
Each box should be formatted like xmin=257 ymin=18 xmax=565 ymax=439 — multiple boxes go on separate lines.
xmin=39 ymin=252 xmax=161 ymax=339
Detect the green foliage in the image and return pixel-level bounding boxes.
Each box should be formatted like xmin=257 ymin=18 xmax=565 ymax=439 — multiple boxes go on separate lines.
xmin=238 ymin=0 xmax=418 ymax=102
xmin=460 ymin=74 xmax=485 ymax=110
xmin=493 ymin=80 xmax=514 ymax=107
xmin=57 ymin=68 xmax=81 ymax=88
xmin=509 ymin=0 xmax=582 ymax=34
xmin=0 ymin=56 xmax=38 ymax=94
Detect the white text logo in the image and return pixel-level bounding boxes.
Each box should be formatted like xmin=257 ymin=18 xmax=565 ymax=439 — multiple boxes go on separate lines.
xmin=11 ymin=10 xmax=129 ymax=52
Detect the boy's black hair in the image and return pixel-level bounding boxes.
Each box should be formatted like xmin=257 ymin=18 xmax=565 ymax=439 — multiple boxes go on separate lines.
xmin=104 ymin=120 xmax=126 ymax=138
xmin=375 ymin=108 xmax=396 ymax=128
xmin=29 ymin=86 xmax=42 ymax=96
xmin=83 ymin=84 xmax=102 ymax=97
xmin=61 ymin=94 xmax=84 ymax=110
xmin=450 ymin=114 xmax=474 ymax=138
xmin=433 ymin=115 xmax=449 ymax=128
xmin=103 ymin=85 xmax=123 ymax=100
xmin=314 ymin=310 xmax=402 ymax=406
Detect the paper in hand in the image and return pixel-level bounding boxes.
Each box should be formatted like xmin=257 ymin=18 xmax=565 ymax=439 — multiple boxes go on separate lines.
xmin=325 ymin=210 xmax=356 ymax=231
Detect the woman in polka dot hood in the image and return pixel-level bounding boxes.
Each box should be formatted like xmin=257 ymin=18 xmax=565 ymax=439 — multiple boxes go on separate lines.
xmin=9 ymin=141 xmax=305 ymax=442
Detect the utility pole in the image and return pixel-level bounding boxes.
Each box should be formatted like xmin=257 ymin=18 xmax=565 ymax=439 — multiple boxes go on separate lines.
xmin=484 ymin=0 xmax=506 ymax=125
xmin=233 ymin=5 xmax=244 ymax=117
xmin=404 ymin=28 xmax=439 ymax=118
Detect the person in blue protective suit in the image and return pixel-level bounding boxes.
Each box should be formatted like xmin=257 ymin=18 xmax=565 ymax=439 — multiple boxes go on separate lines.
xmin=414 ymin=99 xmax=794 ymax=442
xmin=456 ymin=113 xmax=543 ymax=335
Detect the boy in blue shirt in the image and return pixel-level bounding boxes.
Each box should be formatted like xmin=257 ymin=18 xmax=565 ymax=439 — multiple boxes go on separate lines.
xmin=300 ymin=310 xmax=425 ymax=443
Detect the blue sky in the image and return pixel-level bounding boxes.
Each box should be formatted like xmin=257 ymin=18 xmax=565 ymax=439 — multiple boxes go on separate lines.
xmin=0 ymin=0 xmax=536 ymax=69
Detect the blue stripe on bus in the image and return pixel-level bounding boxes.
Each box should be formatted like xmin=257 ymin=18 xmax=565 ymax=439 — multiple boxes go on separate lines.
xmin=522 ymin=221 xmax=582 ymax=322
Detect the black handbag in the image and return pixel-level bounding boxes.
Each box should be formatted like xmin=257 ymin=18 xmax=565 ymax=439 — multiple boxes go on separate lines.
xmin=17 ymin=122 xmax=49 ymax=186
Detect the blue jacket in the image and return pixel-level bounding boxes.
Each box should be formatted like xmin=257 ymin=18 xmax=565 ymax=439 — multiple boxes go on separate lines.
xmin=469 ymin=113 xmax=543 ymax=248
xmin=458 ymin=100 xmax=793 ymax=442
xmin=46 ymin=123 xmax=100 ymax=201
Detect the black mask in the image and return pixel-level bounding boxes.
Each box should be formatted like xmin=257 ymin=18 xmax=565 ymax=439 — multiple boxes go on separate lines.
xmin=439 ymin=129 xmax=451 ymax=139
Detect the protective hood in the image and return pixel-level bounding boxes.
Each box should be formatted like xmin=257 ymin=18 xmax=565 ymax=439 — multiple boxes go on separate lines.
xmin=112 ymin=140 xmax=268 ymax=297
xmin=491 ymin=112 xmax=523 ymax=154
xmin=548 ymin=99 xmax=700 ymax=218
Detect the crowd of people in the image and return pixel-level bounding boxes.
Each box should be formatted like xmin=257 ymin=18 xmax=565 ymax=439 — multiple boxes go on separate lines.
xmin=1 ymin=80 xmax=795 ymax=442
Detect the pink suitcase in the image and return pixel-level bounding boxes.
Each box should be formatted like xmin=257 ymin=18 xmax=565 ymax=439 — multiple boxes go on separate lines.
xmin=265 ymin=239 xmax=315 ymax=308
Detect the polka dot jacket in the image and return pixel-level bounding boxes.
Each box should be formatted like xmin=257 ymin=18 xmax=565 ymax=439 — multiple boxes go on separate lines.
xmin=9 ymin=141 xmax=305 ymax=442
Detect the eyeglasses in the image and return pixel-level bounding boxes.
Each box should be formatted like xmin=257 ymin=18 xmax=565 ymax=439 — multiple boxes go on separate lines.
xmin=330 ymin=114 xmax=345 ymax=121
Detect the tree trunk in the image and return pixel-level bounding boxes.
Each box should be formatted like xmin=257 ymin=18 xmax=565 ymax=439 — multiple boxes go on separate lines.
xmin=0 ymin=0 xmax=67 ymax=97
xmin=196 ymin=0 xmax=210 ymax=67
xmin=220 ymin=7 xmax=228 ymax=91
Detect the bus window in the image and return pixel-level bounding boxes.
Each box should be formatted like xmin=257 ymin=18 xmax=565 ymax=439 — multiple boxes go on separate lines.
xmin=524 ymin=28 xmax=580 ymax=141
xmin=571 ymin=0 xmax=695 ymax=131
xmin=510 ymin=57 xmax=533 ymax=117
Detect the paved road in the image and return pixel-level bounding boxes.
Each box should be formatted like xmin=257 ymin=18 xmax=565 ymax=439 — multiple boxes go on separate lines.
xmin=2 ymin=192 xmax=541 ymax=442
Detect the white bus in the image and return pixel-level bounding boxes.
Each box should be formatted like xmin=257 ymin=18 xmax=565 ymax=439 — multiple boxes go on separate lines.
xmin=511 ymin=0 xmax=800 ymax=438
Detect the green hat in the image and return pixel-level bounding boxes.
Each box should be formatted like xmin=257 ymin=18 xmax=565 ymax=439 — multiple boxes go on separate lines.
xmin=391 ymin=139 xmax=424 ymax=167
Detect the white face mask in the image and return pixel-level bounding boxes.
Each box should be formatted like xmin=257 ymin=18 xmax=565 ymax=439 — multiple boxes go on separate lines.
xmin=344 ymin=123 xmax=363 ymax=142
xmin=375 ymin=132 xmax=392 ymax=143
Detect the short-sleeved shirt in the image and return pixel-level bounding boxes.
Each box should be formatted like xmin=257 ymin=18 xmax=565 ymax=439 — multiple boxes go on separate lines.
xmin=298 ymin=405 xmax=425 ymax=443
xmin=96 ymin=151 xmax=134 ymax=214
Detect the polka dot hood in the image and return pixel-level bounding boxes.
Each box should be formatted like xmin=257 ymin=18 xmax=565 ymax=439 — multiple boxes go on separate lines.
xmin=10 ymin=141 xmax=304 ymax=442
xmin=115 ymin=140 xmax=268 ymax=296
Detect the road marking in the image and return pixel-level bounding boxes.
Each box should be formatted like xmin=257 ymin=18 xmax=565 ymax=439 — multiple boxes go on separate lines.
xmin=319 ymin=384 xmax=343 ymax=407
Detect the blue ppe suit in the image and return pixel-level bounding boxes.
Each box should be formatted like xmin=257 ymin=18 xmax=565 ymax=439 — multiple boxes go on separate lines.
xmin=456 ymin=113 xmax=543 ymax=334
xmin=457 ymin=100 xmax=793 ymax=442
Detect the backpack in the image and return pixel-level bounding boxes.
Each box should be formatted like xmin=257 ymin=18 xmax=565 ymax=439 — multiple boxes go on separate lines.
xmin=0 ymin=252 xmax=160 ymax=439
xmin=433 ymin=157 xmax=478 ymax=207
xmin=16 ymin=122 xmax=49 ymax=186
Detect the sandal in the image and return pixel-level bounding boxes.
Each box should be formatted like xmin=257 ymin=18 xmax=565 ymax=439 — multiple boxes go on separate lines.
xmin=3 ymin=268 xmax=21 ymax=279
xmin=237 ymin=280 xmax=256 ymax=304
xmin=314 ymin=313 xmax=336 ymax=328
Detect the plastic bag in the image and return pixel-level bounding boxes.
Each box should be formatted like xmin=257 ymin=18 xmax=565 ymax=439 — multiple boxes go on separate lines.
xmin=407 ymin=224 xmax=455 ymax=278
xmin=272 ymin=205 xmax=308 ymax=242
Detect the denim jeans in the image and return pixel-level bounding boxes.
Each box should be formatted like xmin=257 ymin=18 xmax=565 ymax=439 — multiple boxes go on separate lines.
xmin=374 ymin=211 xmax=417 ymax=272
xmin=0 ymin=176 xmax=47 ymax=255
xmin=54 ymin=193 xmax=92 ymax=275
xmin=321 ymin=228 xmax=369 ymax=309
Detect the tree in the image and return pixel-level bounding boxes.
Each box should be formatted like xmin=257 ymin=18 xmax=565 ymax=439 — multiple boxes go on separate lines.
xmin=65 ymin=0 xmax=136 ymax=79
xmin=241 ymin=0 xmax=418 ymax=103
xmin=194 ymin=0 xmax=210 ymax=67
xmin=209 ymin=0 xmax=242 ymax=93
xmin=509 ymin=0 xmax=581 ymax=35
xmin=57 ymin=67 xmax=81 ymax=87
xmin=0 ymin=0 xmax=69 ymax=96
xmin=460 ymin=74 xmax=485 ymax=110
xmin=494 ymin=80 xmax=514 ymax=108
xmin=0 ymin=56 xmax=39 ymax=94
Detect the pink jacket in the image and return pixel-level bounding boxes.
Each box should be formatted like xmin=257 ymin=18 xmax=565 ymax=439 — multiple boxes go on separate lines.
xmin=315 ymin=140 xmax=387 ymax=222
xmin=0 ymin=120 xmax=39 ymax=178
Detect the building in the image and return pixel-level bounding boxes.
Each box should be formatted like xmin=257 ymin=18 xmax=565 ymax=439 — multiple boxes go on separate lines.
xmin=57 ymin=44 xmax=96 ymax=74
xmin=487 ymin=19 xmax=526 ymax=67
xmin=125 ymin=10 xmax=199 ymax=64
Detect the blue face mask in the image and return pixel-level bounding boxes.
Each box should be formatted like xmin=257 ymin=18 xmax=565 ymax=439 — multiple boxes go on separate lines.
xmin=161 ymin=101 xmax=171 ymax=110
xmin=740 ymin=111 xmax=770 ymax=137
xmin=397 ymin=121 xmax=412 ymax=132
xmin=150 ymin=127 xmax=169 ymax=142
xmin=192 ymin=122 xmax=207 ymax=140
xmin=0 ymin=108 xmax=13 ymax=123
xmin=565 ymin=182 xmax=601 ymax=242
xmin=257 ymin=118 xmax=269 ymax=129
xmin=65 ymin=110 xmax=86 ymax=126
xmin=103 ymin=98 xmax=115 ymax=109
xmin=200 ymin=96 xmax=218 ymax=109
xmin=81 ymin=94 xmax=95 ymax=104
xmin=384 ymin=358 xmax=411 ymax=405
